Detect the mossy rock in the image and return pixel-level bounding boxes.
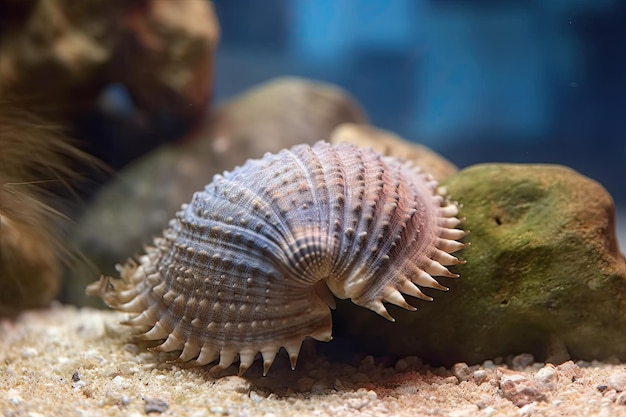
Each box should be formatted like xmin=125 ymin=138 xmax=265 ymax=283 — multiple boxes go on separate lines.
xmin=332 ymin=163 xmax=626 ymax=366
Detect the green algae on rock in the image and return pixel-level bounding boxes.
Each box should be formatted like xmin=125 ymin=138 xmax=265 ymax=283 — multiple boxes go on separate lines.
xmin=332 ymin=163 xmax=626 ymax=366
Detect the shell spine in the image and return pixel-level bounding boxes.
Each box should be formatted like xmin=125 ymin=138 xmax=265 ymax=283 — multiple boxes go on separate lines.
xmin=87 ymin=141 xmax=466 ymax=375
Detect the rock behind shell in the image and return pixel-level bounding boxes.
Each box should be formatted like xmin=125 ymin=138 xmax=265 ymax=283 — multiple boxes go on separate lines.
xmin=67 ymin=78 xmax=366 ymax=306
xmin=333 ymin=163 xmax=626 ymax=366
xmin=329 ymin=123 xmax=458 ymax=181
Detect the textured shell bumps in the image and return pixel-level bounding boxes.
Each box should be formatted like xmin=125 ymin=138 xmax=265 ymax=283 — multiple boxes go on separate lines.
xmin=87 ymin=141 xmax=466 ymax=375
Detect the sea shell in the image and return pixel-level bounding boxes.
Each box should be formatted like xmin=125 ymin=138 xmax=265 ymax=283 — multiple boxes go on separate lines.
xmin=87 ymin=141 xmax=466 ymax=375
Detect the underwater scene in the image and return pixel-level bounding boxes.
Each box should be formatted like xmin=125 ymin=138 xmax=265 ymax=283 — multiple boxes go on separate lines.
xmin=1 ymin=1 xmax=626 ymax=416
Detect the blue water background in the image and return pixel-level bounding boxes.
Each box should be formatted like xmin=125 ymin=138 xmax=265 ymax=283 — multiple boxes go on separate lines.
xmin=212 ymin=0 xmax=626 ymax=248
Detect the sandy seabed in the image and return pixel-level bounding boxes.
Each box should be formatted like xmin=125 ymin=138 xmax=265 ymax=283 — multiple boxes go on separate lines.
xmin=1 ymin=305 xmax=626 ymax=417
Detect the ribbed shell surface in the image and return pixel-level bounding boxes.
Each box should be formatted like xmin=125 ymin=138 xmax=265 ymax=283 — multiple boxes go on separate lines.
xmin=88 ymin=141 xmax=465 ymax=375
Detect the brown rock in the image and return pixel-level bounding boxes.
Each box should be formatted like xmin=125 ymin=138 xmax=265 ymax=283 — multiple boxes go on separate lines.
xmin=451 ymin=362 xmax=472 ymax=382
xmin=110 ymin=0 xmax=220 ymax=125
xmin=556 ymin=361 xmax=583 ymax=381
xmin=498 ymin=368 xmax=549 ymax=407
xmin=212 ymin=78 xmax=367 ymax=160
xmin=0 ymin=0 xmax=219 ymax=124
xmin=329 ymin=123 xmax=457 ymax=180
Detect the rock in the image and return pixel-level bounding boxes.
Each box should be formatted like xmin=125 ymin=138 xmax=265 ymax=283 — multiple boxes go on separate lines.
xmin=143 ymin=397 xmax=169 ymax=414
xmin=394 ymin=356 xmax=423 ymax=373
xmin=511 ymin=353 xmax=535 ymax=370
xmin=442 ymin=164 xmax=626 ymax=363
xmin=213 ymin=78 xmax=366 ymax=159
xmin=0 ymin=0 xmax=219 ymax=175
xmin=607 ymin=372 xmax=626 ymax=392
xmin=329 ymin=123 xmax=457 ymax=181
xmin=533 ymin=365 xmax=558 ymax=390
xmin=0 ymin=0 xmax=219 ymax=125
xmin=556 ymin=361 xmax=583 ymax=381
xmin=498 ymin=369 xmax=549 ymax=407
xmin=472 ymin=370 xmax=490 ymax=385
xmin=69 ymin=77 xmax=366 ymax=305
xmin=331 ymin=163 xmax=626 ymax=366
xmin=544 ymin=334 xmax=571 ymax=364
xmin=451 ymin=362 xmax=472 ymax=382
xmin=211 ymin=376 xmax=252 ymax=395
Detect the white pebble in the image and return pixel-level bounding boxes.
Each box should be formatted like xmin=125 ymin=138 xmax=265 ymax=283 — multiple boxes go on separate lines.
xmin=7 ymin=389 xmax=23 ymax=405
xmin=518 ymin=403 xmax=535 ymax=416
xmin=473 ymin=370 xmax=488 ymax=385
xmin=607 ymin=372 xmax=626 ymax=392
xmin=249 ymin=390 xmax=264 ymax=403
xmin=482 ymin=360 xmax=496 ymax=369
xmin=72 ymin=380 xmax=87 ymax=389
xmin=111 ymin=375 xmax=126 ymax=385
xmin=534 ymin=365 xmax=558 ymax=387
xmin=21 ymin=347 xmax=38 ymax=358
xmin=209 ymin=406 xmax=225 ymax=414
xmin=603 ymin=389 xmax=618 ymax=402
xmin=483 ymin=406 xmax=496 ymax=417
xmin=444 ymin=376 xmax=459 ymax=385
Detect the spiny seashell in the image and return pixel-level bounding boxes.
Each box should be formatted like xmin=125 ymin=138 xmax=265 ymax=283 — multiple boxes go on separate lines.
xmin=87 ymin=141 xmax=466 ymax=375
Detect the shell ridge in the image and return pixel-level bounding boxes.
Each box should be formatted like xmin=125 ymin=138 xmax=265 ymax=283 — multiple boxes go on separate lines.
xmin=352 ymin=165 xmax=413 ymax=303
xmin=144 ymin=243 xmax=332 ymax=364
xmin=201 ymin=174 xmax=291 ymax=243
xmin=279 ymin=144 xmax=334 ymax=284
xmin=316 ymin=143 xmax=348 ymax=278
xmin=310 ymin=142 xmax=348 ymax=278
xmin=326 ymin=145 xmax=368 ymax=282
xmin=194 ymin=171 xmax=315 ymax=276
xmin=327 ymin=147 xmax=391 ymax=299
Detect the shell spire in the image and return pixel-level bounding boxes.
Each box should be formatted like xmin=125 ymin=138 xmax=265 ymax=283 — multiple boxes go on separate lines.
xmin=87 ymin=141 xmax=466 ymax=375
